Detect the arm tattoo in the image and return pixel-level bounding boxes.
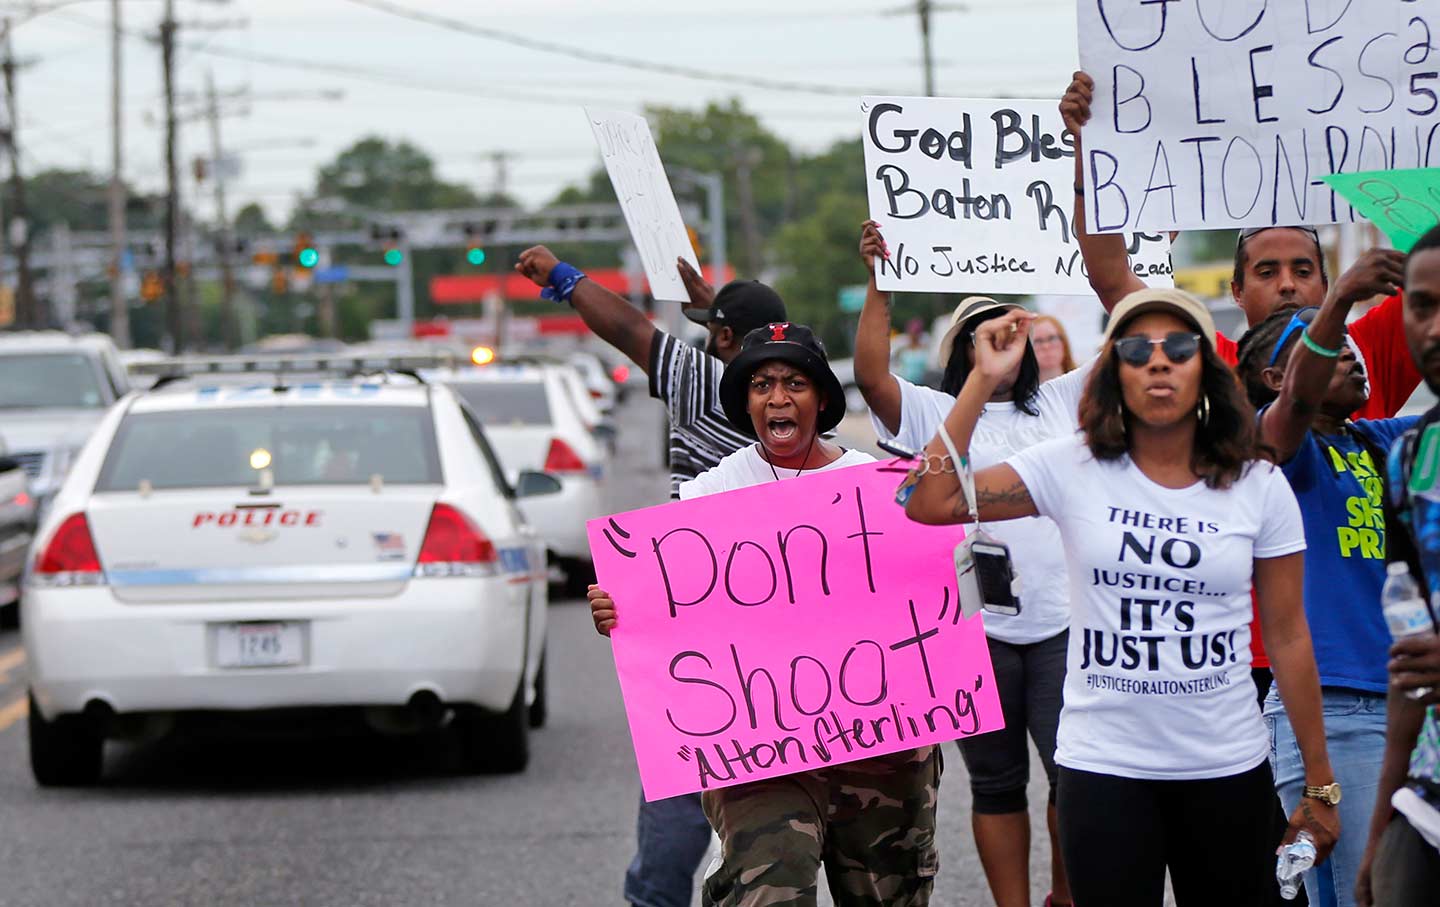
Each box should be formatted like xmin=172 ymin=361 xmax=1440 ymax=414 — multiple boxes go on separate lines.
xmin=958 ymin=479 xmax=1033 ymax=518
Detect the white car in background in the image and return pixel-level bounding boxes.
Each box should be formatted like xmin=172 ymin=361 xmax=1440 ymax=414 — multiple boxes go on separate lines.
xmin=23 ymin=357 xmax=555 ymax=786
xmin=437 ymin=362 xmax=608 ymax=595
xmin=566 ymin=350 xmax=618 ymax=415
xmin=0 ymin=332 xmax=130 ymax=515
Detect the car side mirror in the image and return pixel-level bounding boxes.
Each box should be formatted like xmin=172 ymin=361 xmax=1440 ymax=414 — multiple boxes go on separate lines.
xmin=514 ymin=470 xmax=563 ymax=498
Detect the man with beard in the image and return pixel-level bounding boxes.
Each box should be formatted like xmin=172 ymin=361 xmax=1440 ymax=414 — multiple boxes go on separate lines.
xmin=515 ymin=246 xmax=785 ymax=907
xmin=1355 ymin=224 xmax=1440 ymax=905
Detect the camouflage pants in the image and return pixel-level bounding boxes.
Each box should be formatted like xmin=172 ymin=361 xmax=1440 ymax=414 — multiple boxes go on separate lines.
xmin=700 ymin=746 xmax=941 ymax=907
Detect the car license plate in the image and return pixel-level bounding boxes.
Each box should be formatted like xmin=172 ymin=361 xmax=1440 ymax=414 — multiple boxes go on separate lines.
xmin=215 ymin=622 xmax=305 ymax=668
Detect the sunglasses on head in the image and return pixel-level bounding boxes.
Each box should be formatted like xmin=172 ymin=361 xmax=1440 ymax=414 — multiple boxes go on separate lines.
xmin=1114 ymin=332 xmax=1202 ymax=367
xmin=1236 ymin=225 xmax=1322 ymax=253
xmin=1267 ymin=306 xmax=1347 ymax=367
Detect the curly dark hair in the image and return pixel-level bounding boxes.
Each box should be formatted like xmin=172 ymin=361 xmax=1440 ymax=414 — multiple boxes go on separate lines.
xmin=1233 ymin=305 xmax=1306 ymax=409
xmin=940 ymin=311 xmax=1042 ymax=415
xmin=1079 ymin=334 xmax=1266 ymax=489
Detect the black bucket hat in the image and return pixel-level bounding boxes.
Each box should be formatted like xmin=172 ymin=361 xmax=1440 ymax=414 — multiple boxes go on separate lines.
xmin=718 ymin=322 xmax=847 ymax=438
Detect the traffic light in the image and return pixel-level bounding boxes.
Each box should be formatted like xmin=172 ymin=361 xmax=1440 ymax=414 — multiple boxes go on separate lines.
xmin=140 ymin=271 xmax=164 ymax=302
xmin=462 ymin=221 xmax=494 ymax=267
xmin=294 ymin=233 xmax=318 ymax=269
xmin=371 ymin=224 xmax=405 ymax=267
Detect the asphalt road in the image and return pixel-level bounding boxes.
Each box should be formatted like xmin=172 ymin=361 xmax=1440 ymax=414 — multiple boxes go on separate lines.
xmin=0 ymin=394 xmax=1065 ymax=907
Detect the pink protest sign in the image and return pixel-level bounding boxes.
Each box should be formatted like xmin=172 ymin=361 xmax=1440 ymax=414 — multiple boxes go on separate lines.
xmin=587 ymin=458 xmax=1004 ymax=801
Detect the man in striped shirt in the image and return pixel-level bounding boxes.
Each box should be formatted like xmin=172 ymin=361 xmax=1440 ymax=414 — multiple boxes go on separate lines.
xmin=515 ymin=245 xmax=786 ymax=907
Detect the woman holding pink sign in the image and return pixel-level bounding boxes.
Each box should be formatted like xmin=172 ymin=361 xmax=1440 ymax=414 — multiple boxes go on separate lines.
xmin=903 ymin=288 xmax=1338 ymax=906
xmin=590 ymin=321 xmax=942 ymax=907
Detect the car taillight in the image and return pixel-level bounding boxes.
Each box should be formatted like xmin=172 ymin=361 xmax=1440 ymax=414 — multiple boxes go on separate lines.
xmin=590 ymin=388 xmax=604 ymax=399
xmin=611 ymin=365 xmax=630 ymax=384
xmin=415 ymin=503 xmax=498 ymax=578
xmin=33 ymin=512 xmax=106 ymax=586
xmin=544 ymin=438 xmax=587 ymax=474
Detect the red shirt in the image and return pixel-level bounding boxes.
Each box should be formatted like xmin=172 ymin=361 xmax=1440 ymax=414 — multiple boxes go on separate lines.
xmin=1227 ymin=294 xmax=1420 ymax=668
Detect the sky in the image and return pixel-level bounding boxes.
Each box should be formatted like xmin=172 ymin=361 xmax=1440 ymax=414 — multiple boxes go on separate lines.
xmin=7 ymin=0 xmax=1079 ymax=225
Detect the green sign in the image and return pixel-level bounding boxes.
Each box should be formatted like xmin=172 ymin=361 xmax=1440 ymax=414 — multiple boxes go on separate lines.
xmin=1322 ymin=168 xmax=1440 ymax=253
xmin=837 ymin=285 xmax=867 ymax=313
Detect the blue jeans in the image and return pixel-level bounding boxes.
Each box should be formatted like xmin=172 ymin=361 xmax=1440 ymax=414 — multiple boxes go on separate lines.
xmin=1264 ymin=688 xmax=1387 ymax=907
xmin=624 ymin=792 xmax=713 ymax=907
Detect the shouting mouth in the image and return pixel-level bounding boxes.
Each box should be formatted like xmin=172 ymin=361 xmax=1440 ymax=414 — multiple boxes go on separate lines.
xmin=767 ymin=418 xmax=799 ymax=441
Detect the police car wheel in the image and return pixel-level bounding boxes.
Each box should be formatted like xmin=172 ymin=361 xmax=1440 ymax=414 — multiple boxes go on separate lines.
xmin=456 ymin=683 xmax=529 ymax=774
xmin=527 ymin=651 xmax=547 ymax=729
xmin=28 ymin=692 xmax=103 ymax=787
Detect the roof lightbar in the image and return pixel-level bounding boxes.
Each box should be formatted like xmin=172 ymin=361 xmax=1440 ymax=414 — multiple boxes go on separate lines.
xmin=128 ymin=352 xmax=463 ymax=378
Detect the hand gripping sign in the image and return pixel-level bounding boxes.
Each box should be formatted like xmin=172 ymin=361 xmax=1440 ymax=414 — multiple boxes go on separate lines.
xmin=587 ymin=459 xmax=1003 ymax=801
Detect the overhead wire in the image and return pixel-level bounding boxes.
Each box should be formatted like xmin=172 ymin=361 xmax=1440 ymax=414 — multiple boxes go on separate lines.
xmin=337 ymin=0 xmax=894 ymax=97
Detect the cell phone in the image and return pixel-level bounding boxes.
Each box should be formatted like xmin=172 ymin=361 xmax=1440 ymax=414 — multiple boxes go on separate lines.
xmin=955 ymin=530 xmax=1021 ymax=619
xmin=878 ymin=439 xmax=919 ymax=460
xmin=972 ymin=542 xmax=1021 ymax=616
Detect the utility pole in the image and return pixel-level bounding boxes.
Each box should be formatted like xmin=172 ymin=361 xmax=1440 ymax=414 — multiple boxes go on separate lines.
xmin=1 ymin=19 xmax=39 ymax=328
xmin=885 ymin=1 xmax=966 ymax=96
xmin=490 ymin=151 xmax=511 ymax=201
xmin=918 ymin=0 xmax=935 ymax=96
xmin=159 ymin=0 xmax=182 ymax=352
xmin=108 ymin=0 xmax=129 ymax=347
xmin=205 ymin=71 xmax=237 ymax=349
xmin=730 ymin=144 xmax=763 ymax=278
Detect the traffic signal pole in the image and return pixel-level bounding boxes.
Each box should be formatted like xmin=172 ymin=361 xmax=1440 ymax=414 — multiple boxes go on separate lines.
xmin=396 ymin=237 xmax=414 ymax=337
xmin=107 ymin=0 xmax=129 ymax=347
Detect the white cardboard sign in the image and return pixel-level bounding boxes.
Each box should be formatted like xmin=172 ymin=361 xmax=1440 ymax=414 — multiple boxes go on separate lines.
xmin=1077 ymin=1 xmax=1440 ymax=234
xmin=860 ymin=96 xmax=1173 ymax=296
xmin=586 ymin=109 xmax=699 ymax=303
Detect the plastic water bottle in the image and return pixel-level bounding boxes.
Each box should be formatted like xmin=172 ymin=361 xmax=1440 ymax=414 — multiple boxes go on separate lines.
xmin=1382 ymin=562 xmax=1436 ymax=700
xmin=1276 ymin=830 xmax=1317 ymax=900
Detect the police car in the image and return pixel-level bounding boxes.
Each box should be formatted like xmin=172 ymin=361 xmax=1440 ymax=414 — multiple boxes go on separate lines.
xmin=22 ymin=355 xmax=554 ymax=785
xmin=431 ymin=361 xmax=608 ymax=595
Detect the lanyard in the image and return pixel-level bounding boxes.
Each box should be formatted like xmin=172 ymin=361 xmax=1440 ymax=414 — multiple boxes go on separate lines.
xmin=935 ymin=424 xmax=981 ymax=530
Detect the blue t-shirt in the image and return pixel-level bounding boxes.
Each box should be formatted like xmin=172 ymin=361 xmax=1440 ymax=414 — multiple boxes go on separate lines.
xmin=1278 ymin=416 xmax=1419 ymax=693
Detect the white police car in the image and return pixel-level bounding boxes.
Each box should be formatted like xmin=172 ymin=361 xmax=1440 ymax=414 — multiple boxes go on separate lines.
xmin=22 ymin=355 xmax=554 ymax=785
xmin=433 ymin=361 xmax=608 ymax=595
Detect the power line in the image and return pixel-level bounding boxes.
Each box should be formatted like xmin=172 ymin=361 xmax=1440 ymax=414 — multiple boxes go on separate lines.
xmin=339 ymin=0 xmax=890 ymax=98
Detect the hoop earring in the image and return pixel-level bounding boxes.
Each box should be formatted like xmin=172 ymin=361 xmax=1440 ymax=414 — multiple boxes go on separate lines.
xmin=1197 ymin=394 xmax=1211 ymax=427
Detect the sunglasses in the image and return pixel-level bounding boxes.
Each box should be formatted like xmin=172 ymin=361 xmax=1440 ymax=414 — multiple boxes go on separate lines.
xmin=1267 ymin=306 xmax=1348 ymax=367
xmin=1114 ymin=332 xmax=1202 ymax=367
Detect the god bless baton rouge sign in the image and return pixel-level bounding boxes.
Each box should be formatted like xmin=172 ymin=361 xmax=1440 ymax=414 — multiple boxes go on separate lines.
xmin=587 ymin=460 xmax=1003 ymax=801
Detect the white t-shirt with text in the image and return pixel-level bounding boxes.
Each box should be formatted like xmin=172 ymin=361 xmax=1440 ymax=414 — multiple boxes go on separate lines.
xmin=679 ymin=445 xmax=875 ymax=500
xmin=1008 ymin=434 xmax=1306 ymax=781
xmin=870 ymin=361 xmax=1093 ymax=644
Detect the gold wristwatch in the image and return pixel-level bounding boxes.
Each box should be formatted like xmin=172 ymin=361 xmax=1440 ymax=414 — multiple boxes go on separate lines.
xmin=1303 ymin=782 xmax=1342 ymax=807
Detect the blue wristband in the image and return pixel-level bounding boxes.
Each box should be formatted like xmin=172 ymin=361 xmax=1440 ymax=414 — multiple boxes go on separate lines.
xmin=540 ymin=262 xmax=587 ymax=305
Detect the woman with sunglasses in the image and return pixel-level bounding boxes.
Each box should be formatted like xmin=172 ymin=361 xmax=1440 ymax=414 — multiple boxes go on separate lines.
xmin=1233 ymin=251 xmax=1422 ymax=907
xmin=904 ymin=288 xmax=1337 ymax=906
xmin=854 ymin=221 xmax=1083 ymax=907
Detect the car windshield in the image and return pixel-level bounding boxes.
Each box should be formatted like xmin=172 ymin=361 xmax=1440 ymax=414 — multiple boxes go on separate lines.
xmin=0 ymin=353 xmax=106 ymax=409
xmin=96 ymin=406 xmax=441 ymax=491
xmin=451 ymin=382 xmax=552 ymax=426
